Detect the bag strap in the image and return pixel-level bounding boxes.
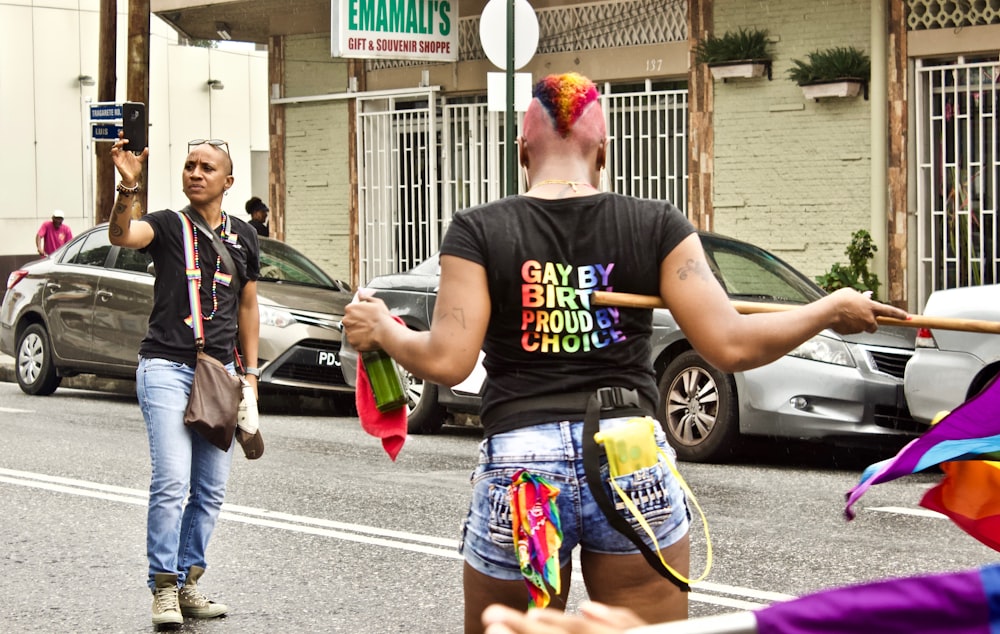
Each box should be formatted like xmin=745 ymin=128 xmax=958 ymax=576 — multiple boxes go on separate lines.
xmin=174 ymin=210 xmax=206 ymax=350
xmin=581 ymin=389 xmax=691 ymax=592
xmin=181 ymin=206 xmax=242 ymax=295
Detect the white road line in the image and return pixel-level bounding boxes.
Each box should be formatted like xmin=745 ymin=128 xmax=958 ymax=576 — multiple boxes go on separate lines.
xmin=0 ymin=467 xmax=782 ymax=607
xmin=867 ymin=506 xmax=946 ymax=519
xmin=0 ymin=407 xmax=33 ymax=414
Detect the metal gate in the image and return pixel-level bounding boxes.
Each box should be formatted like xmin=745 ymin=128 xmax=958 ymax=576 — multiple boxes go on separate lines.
xmin=356 ymin=84 xmax=689 ymax=284
xmin=914 ymin=57 xmax=1000 ymax=310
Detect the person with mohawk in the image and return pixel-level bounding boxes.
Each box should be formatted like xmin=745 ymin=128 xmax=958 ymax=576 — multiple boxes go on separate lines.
xmin=342 ymin=72 xmax=906 ymax=633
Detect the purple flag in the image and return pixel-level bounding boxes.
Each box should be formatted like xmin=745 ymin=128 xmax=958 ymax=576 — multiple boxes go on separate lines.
xmin=755 ymin=564 xmax=1000 ymax=634
xmin=845 ymin=375 xmax=1000 ymax=521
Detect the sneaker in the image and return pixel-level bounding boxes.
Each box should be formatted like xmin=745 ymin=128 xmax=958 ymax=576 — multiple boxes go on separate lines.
xmin=151 ymin=573 xmax=183 ymax=629
xmin=179 ymin=565 xmax=228 ymax=619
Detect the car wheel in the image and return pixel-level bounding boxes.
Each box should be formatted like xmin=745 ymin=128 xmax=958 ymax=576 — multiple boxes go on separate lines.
xmin=658 ymin=349 xmax=739 ymax=463
xmin=400 ymin=366 xmax=447 ymax=434
xmin=15 ymin=323 xmax=62 ymax=396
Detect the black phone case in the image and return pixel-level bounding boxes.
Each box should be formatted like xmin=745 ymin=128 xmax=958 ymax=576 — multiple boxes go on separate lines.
xmin=122 ymin=102 xmax=147 ymax=153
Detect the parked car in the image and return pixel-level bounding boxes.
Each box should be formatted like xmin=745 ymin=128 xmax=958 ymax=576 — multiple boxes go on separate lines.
xmin=341 ymin=232 xmax=921 ymax=462
xmin=904 ymin=284 xmax=1000 ymax=423
xmin=1 ymin=224 xmax=354 ymax=400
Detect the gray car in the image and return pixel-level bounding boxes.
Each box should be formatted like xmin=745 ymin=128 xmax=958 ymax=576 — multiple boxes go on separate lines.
xmin=1 ymin=223 xmax=353 ymax=400
xmin=340 ymin=232 xmax=921 ymax=463
xmin=904 ymin=284 xmax=1000 ymax=423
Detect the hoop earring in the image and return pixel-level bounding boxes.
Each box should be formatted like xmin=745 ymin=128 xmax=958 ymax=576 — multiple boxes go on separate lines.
xmin=521 ymin=166 xmax=531 ymax=191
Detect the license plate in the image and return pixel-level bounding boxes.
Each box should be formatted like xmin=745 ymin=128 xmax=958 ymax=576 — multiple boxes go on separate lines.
xmin=316 ymin=350 xmax=341 ymax=367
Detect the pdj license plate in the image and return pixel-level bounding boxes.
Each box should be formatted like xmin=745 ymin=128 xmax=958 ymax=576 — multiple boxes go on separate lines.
xmin=316 ymin=350 xmax=341 ymax=367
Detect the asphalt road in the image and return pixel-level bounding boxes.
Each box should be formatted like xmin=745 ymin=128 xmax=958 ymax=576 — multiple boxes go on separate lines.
xmin=1 ymin=381 xmax=996 ymax=633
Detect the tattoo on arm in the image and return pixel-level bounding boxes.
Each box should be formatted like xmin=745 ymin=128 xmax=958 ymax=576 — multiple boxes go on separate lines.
xmin=436 ymin=306 xmax=467 ymax=329
xmin=113 ymin=201 xmax=128 ymax=216
xmin=109 ymin=224 xmax=123 ymax=238
xmin=676 ymin=259 xmax=714 ymax=282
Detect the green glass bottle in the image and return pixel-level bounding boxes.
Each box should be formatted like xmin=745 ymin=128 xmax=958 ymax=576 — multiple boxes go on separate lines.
xmin=362 ymin=349 xmax=407 ymax=413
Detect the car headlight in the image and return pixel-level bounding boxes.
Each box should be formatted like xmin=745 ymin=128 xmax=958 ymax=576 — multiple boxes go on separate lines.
xmin=259 ymin=304 xmax=297 ymax=328
xmin=786 ymin=334 xmax=855 ymax=367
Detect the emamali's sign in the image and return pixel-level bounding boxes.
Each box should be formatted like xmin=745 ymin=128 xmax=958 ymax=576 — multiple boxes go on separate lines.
xmin=332 ymin=0 xmax=458 ymax=62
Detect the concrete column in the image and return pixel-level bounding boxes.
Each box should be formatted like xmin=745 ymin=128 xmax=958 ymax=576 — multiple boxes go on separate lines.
xmin=871 ymin=0 xmax=889 ymax=292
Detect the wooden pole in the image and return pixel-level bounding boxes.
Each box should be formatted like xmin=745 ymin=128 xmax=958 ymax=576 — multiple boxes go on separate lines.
xmin=591 ymin=290 xmax=1000 ymax=335
xmin=126 ymin=0 xmax=150 ymax=216
xmin=94 ymin=0 xmax=116 ymax=223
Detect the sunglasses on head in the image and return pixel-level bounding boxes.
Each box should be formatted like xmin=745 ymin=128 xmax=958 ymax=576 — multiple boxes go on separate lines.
xmin=188 ymin=139 xmax=230 ymax=154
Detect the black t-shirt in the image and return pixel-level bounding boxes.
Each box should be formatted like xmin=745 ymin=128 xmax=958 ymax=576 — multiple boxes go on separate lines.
xmin=440 ymin=192 xmax=695 ymax=435
xmin=249 ymin=219 xmax=269 ymax=237
xmin=138 ymin=210 xmax=260 ymax=366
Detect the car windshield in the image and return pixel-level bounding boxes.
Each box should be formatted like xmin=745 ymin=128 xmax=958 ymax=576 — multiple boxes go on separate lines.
xmin=258 ymin=239 xmax=339 ymax=290
xmin=701 ymin=234 xmax=824 ymax=304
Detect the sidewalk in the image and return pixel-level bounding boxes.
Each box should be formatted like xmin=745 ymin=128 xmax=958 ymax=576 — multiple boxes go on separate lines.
xmin=0 ymin=353 xmax=135 ymax=394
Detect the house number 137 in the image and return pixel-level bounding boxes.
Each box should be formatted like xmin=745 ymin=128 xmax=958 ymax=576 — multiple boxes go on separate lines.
xmin=646 ymin=59 xmax=663 ymax=72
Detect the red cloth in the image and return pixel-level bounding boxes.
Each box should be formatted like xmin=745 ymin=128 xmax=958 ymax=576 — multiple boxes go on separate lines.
xmin=354 ymin=316 xmax=408 ymax=460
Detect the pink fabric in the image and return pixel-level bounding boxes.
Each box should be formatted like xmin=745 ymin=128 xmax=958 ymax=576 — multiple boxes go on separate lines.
xmin=355 ymin=315 xmax=408 ymax=460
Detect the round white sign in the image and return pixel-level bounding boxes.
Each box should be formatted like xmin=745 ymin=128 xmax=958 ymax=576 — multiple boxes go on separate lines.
xmin=479 ymin=0 xmax=539 ymax=71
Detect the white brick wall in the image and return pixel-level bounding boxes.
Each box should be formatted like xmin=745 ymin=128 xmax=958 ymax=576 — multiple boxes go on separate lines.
xmin=711 ymin=0 xmax=873 ymax=281
xmin=282 ymin=35 xmax=353 ymax=282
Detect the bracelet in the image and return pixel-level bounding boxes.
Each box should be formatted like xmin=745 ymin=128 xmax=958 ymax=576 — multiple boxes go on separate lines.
xmin=116 ymin=182 xmax=140 ymax=197
xmin=244 ymin=367 xmax=260 ymax=377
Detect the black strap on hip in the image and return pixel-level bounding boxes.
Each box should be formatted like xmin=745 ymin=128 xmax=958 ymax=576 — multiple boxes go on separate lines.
xmin=581 ymin=388 xmax=691 ymax=592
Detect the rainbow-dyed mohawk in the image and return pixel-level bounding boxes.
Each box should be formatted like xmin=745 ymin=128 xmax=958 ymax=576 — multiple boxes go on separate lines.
xmin=532 ymin=73 xmax=600 ymax=138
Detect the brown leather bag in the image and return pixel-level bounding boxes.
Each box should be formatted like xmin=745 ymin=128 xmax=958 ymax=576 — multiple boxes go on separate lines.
xmin=184 ymin=350 xmax=243 ymax=451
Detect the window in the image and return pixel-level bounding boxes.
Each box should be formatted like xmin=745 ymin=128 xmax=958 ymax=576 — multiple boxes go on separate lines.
xmin=69 ymin=231 xmax=113 ymax=268
xmin=112 ymin=247 xmax=152 ymax=274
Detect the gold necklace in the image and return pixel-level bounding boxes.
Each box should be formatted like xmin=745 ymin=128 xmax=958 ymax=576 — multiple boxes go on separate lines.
xmin=529 ymin=179 xmax=597 ymax=193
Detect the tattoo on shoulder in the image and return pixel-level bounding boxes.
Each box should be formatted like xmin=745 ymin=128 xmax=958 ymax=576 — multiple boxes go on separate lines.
xmin=676 ymin=259 xmax=713 ymax=282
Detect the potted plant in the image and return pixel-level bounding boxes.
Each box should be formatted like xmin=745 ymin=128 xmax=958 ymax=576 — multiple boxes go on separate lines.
xmin=694 ymin=27 xmax=772 ymax=80
xmin=787 ymin=46 xmax=871 ymax=99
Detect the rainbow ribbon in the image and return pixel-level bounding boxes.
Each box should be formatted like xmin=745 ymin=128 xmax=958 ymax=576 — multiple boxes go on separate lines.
xmin=509 ymin=469 xmax=562 ymax=608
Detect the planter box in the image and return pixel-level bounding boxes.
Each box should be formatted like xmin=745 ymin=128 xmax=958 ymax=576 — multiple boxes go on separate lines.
xmin=801 ymin=80 xmax=864 ymax=100
xmin=709 ymin=61 xmax=771 ymax=81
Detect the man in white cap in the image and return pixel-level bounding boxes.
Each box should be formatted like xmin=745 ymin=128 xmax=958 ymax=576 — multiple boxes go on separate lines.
xmin=36 ymin=210 xmax=73 ymax=256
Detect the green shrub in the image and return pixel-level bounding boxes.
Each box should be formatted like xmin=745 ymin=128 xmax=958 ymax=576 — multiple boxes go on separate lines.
xmin=694 ymin=28 xmax=771 ymax=65
xmin=815 ymin=229 xmax=881 ymax=299
xmin=787 ymin=46 xmax=870 ymax=85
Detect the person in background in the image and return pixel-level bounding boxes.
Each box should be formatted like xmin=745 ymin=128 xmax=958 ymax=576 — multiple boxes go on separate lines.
xmin=36 ymin=209 xmax=73 ymax=256
xmin=245 ymin=196 xmax=270 ymax=237
xmin=342 ymin=72 xmax=909 ymax=633
xmin=109 ymin=134 xmax=261 ymax=629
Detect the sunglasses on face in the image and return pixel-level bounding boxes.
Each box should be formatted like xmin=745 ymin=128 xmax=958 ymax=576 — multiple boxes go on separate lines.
xmin=188 ymin=139 xmax=230 ymax=154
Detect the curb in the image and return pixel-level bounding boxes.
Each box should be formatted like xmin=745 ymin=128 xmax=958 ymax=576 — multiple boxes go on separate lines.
xmin=0 ymin=358 xmax=136 ymax=396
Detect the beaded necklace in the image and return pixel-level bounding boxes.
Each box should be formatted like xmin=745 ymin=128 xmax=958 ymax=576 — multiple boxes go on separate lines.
xmin=190 ymin=211 xmax=233 ymax=321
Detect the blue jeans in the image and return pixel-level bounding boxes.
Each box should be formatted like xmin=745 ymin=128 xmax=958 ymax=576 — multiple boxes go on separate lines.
xmin=137 ymin=356 xmax=234 ymax=590
xmin=460 ymin=417 xmax=690 ymax=581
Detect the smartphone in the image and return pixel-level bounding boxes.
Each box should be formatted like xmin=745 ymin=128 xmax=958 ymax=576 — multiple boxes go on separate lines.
xmin=122 ymin=102 xmax=147 ymax=154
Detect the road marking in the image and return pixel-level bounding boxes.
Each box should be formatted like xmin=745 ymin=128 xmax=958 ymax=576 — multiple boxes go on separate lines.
xmin=866 ymin=506 xmax=946 ymax=519
xmin=0 ymin=467 xmax=788 ymax=607
xmin=0 ymin=407 xmax=33 ymax=414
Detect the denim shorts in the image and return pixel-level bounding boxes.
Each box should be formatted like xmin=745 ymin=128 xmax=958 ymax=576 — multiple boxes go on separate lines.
xmin=459 ymin=416 xmax=690 ymax=581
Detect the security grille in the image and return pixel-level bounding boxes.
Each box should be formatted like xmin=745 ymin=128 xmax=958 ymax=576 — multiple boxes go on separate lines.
xmin=906 ymin=0 xmax=1000 ymax=30
xmin=356 ymin=85 xmax=689 ymax=284
xmin=914 ymin=57 xmax=1000 ymax=310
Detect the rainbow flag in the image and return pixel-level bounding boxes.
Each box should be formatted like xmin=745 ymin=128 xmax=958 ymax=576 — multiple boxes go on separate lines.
xmin=845 ymin=375 xmax=1000 ymax=528
xmin=920 ymin=459 xmax=1000 ymax=552
xmin=753 ymin=564 xmax=1000 ymax=634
